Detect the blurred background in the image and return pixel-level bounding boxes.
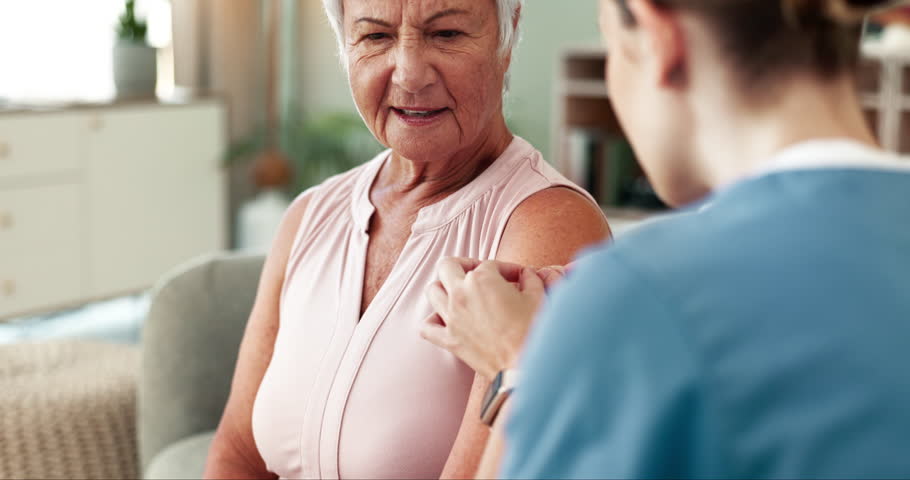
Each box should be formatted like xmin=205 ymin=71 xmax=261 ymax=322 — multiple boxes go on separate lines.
xmin=0 ymin=0 xmax=908 ymax=343
xmin=0 ymin=2 xmax=908 ymax=479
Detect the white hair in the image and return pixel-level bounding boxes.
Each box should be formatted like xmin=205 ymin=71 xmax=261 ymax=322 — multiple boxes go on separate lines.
xmin=322 ymin=0 xmax=523 ymax=60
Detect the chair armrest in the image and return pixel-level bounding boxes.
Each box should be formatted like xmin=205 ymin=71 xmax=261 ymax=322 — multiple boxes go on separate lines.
xmin=138 ymin=252 xmax=265 ymax=472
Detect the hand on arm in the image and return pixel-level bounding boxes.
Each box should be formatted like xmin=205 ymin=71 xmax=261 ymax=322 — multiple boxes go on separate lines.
xmin=426 ymin=187 xmax=608 ymax=479
xmin=422 ymin=188 xmax=607 ymax=380
xmin=423 ymin=258 xmax=546 ymax=380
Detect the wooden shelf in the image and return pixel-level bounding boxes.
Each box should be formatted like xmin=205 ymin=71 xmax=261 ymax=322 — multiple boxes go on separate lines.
xmin=554 ymin=46 xmax=910 ymax=188
xmin=902 ymin=110 xmax=910 ymax=153
xmin=553 ymin=47 xmax=652 ymax=209
xmin=563 ymin=45 xmax=608 ymax=60
xmin=563 ymin=79 xmax=609 ymax=99
xmin=860 ymin=94 xmax=881 ymax=109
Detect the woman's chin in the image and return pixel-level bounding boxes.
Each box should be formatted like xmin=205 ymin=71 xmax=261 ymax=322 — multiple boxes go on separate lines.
xmin=387 ymin=134 xmax=460 ymax=163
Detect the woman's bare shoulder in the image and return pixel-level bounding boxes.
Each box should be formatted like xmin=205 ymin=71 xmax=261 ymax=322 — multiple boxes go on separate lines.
xmin=497 ymin=187 xmax=610 ymax=267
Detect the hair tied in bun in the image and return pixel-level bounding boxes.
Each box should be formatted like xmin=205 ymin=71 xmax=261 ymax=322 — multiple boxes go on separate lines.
xmin=782 ymin=0 xmax=901 ymax=27
xmin=825 ymin=0 xmax=904 ymax=24
xmin=781 ymin=0 xmax=813 ymax=28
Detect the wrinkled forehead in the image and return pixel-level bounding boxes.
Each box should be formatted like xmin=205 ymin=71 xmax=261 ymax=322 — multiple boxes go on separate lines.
xmin=342 ymin=0 xmax=495 ymax=28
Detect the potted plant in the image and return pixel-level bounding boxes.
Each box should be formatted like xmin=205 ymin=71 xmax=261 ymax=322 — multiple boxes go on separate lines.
xmin=113 ymin=0 xmax=157 ymax=98
xmin=226 ymin=110 xmax=383 ymax=194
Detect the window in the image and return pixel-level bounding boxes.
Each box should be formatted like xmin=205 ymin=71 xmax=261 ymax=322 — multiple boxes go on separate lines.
xmin=0 ymin=0 xmax=171 ymax=104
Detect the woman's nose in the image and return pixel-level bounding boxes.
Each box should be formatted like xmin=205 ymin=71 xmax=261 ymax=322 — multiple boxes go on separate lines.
xmin=391 ymin=44 xmax=438 ymax=94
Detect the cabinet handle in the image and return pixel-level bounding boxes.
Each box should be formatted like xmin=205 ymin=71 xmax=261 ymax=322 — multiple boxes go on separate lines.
xmin=88 ymin=115 xmax=104 ymax=131
xmin=0 ymin=212 xmax=11 ymax=230
xmin=0 ymin=142 xmax=9 ymax=159
xmin=1 ymin=280 xmax=15 ymax=297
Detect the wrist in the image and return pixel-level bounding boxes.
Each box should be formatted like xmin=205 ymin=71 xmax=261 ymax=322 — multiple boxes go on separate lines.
xmin=489 ymin=396 xmax=513 ymax=428
xmin=478 ymin=351 xmax=520 ymax=382
xmin=480 ymin=369 xmax=519 ymax=426
xmin=496 ymin=347 xmax=521 ymax=375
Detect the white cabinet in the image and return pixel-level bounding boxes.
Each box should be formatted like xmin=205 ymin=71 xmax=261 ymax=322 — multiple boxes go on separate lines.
xmin=84 ymin=105 xmax=226 ymax=295
xmin=0 ymin=100 xmax=227 ymax=319
xmin=0 ymin=113 xmax=84 ymax=180
xmin=0 ymin=184 xmax=84 ymax=315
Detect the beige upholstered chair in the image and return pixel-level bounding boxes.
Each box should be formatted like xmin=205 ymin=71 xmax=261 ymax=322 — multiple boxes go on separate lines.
xmin=138 ymin=252 xmax=264 ymax=479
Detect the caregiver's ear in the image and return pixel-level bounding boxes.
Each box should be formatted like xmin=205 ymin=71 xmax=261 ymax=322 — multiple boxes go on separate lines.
xmin=626 ymin=0 xmax=687 ymax=88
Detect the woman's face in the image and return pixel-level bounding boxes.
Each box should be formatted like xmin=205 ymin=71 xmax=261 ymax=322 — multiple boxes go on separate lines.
xmin=343 ymin=0 xmax=509 ymax=163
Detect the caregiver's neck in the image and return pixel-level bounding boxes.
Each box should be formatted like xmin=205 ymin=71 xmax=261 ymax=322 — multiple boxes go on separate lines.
xmin=696 ymin=72 xmax=880 ymax=192
xmin=378 ymin=115 xmax=513 ymax=209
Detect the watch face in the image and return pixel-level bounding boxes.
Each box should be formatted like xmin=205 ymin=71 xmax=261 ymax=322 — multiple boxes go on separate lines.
xmin=482 ymin=371 xmax=504 ymax=412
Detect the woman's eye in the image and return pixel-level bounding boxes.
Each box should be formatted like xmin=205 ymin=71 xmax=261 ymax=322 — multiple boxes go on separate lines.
xmin=364 ymin=33 xmax=389 ymax=41
xmin=434 ymin=30 xmax=462 ymax=39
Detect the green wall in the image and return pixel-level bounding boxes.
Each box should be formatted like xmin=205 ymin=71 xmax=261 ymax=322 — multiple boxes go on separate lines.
xmin=505 ymin=0 xmax=602 ymax=160
xmin=298 ymin=0 xmax=603 ymax=161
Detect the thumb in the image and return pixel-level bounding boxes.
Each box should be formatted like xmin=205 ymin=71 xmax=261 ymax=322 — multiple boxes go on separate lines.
xmin=519 ymin=267 xmax=545 ymax=298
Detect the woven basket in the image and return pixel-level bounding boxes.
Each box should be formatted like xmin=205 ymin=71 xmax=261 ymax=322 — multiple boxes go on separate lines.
xmin=0 ymin=341 xmax=139 ymax=479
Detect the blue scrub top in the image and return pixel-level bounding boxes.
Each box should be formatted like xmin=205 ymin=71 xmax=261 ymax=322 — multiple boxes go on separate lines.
xmin=502 ymin=166 xmax=910 ymax=479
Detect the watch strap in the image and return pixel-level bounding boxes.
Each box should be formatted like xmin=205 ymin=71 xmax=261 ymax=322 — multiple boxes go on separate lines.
xmin=480 ymin=369 xmax=519 ymax=426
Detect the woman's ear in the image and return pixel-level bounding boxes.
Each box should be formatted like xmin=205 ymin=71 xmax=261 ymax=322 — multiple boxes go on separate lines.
xmin=503 ymin=4 xmax=522 ymax=68
xmin=627 ymin=0 xmax=687 ymax=88
xmin=512 ymin=3 xmax=522 ymax=30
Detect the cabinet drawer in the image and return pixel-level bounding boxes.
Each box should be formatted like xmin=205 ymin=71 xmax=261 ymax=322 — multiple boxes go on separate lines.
xmin=0 ymin=113 xmax=84 ymax=181
xmin=86 ymin=104 xmax=227 ymax=295
xmin=0 ymin=184 xmax=84 ymax=319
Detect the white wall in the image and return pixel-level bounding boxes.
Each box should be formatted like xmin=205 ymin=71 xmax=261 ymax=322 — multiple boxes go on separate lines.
xmin=297 ymin=0 xmax=603 ymax=161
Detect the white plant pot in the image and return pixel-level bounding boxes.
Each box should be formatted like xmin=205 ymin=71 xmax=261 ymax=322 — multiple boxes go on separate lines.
xmin=113 ymin=41 xmax=157 ymax=99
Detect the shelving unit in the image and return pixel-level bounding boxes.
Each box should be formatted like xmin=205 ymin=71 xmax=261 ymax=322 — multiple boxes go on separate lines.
xmin=858 ymin=53 xmax=910 ymax=153
xmin=554 ymin=46 xmax=910 ymax=223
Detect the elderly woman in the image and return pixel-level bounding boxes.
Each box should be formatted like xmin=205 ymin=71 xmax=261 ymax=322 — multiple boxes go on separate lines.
xmin=202 ymin=0 xmax=608 ymax=479
xmin=423 ymin=0 xmax=910 ymax=478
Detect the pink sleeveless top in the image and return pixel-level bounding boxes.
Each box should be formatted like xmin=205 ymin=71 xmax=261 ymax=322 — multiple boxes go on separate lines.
xmin=252 ymin=137 xmax=595 ymax=479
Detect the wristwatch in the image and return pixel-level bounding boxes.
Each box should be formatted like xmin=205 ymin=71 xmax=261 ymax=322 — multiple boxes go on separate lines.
xmin=480 ymin=369 xmax=519 ymax=426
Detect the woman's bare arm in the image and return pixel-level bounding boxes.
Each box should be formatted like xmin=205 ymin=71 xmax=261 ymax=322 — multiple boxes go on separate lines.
xmin=437 ymin=187 xmax=609 ymax=479
xmin=203 ymin=195 xmax=311 ymax=480
xmin=474 ymin=400 xmax=512 ymax=479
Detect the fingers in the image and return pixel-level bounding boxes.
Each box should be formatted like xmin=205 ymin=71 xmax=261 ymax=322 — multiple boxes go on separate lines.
xmin=471 ymin=261 xmax=521 ymax=290
xmin=425 ymin=281 xmax=450 ymax=321
xmin=443 ymin=257 xmax=483 ymax=273
xmin=537 ymin=266 xmax=567 ymax=290
xmin=519 ymin=267 xmax=546 ymax=298
xmin=440 ymin=257 xmax=525 ymax=283
xmin=437 ymin=258 xmax=469 ymax=293
xmin=419 ymin=319 xmax=450 ymax=351
xmin=485 ymin=260 xmax=526 ymax=283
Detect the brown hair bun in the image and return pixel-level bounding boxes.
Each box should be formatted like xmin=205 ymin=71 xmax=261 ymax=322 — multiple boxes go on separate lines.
xmin=824 ymin=0 xmax=902 ymax=24
xmin=782 ymin=0 xmax=901 ymax=27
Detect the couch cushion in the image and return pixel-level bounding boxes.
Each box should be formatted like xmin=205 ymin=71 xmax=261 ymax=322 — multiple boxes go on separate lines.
xmin=144 ymin=431 xmax=214 ymax=480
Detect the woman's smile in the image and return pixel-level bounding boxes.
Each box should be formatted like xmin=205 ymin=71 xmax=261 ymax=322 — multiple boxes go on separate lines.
xmin=391 ymin=106 xmax=451 ymax=127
